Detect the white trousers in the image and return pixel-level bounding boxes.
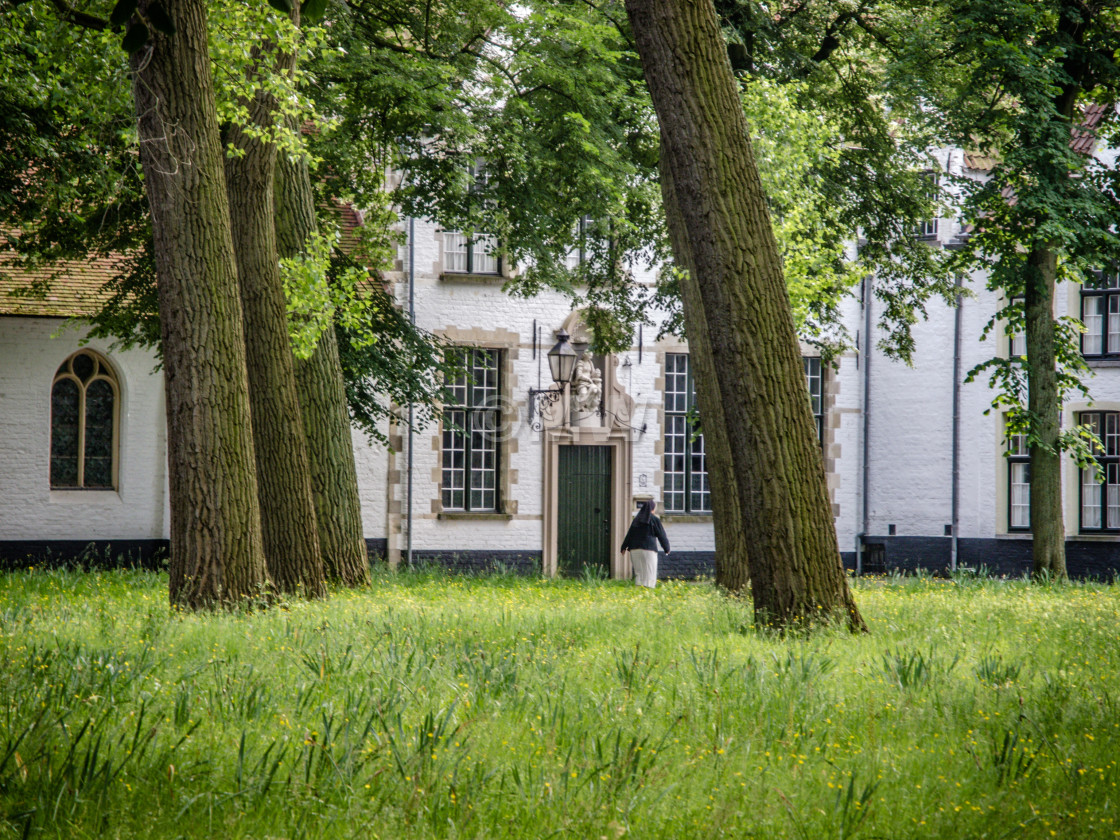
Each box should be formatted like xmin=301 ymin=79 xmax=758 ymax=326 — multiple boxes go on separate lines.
xmin=630 ymin=549 xmax=658 ymax=588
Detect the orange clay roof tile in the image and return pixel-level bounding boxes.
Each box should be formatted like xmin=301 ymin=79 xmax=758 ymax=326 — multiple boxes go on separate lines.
xmin=0 ymin=249 xmax=119 ymax=318
xmin=1 ymin=202 xmax=366 ymax=319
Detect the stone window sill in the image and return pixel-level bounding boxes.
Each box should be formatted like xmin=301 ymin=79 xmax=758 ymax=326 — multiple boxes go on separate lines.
xmin=50 ymin=488 xmax=120 ymax=499
xmin=437 ymin=512 xmax=513 ymax=521
xmin=1084 ymin=358 xmax=1120 ymax=368
xmin=661 ymin=514 xmax=714 ymax=523
xmin=439 ymin=272 xmax=505 ymax=284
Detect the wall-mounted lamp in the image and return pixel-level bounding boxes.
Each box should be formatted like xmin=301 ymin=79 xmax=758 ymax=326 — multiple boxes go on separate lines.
xmin=547 ymin=329 xmax=579 ymax=386
xmin=529 ymin=329 xmax=579 ymax=431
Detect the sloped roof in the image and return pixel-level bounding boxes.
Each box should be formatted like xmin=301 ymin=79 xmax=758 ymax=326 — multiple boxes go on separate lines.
xmin=1 ymin=201 xmax=368 ymax=319
xmin=332 ymin=201 xmax=364 ymax=255
xmin=1071 ymin=103 xmax=1108 ymax=155
xmin=0 ymin=249 xmax=119 ymax=318
xmin=964 ymin=104 xmax=1110 ymax=172
xmin=963 ymin=151 xmax=999 ymax=171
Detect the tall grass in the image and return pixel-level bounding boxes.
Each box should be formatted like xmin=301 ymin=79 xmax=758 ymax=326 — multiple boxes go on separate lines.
xmin=1 ymin=567 xmax=1118 ymax=838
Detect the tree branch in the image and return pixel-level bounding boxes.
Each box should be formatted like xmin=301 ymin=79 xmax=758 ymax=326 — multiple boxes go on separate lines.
xmin=45 ymin=0 xmax=108 ymax=31
xmin=575 ymin=0 xmax=637 ymax=51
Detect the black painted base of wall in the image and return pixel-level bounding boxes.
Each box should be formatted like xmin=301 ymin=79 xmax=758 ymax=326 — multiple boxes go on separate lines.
xmin=659 ymin=551 xmax=715 ymax=580
xmin=406 ymin=550 xmax=541 ymax=575
xmin=0 ymin=540 xmax=169 ymax=571
xmin=8 ymin=537 xmax=1116 ymax=582
xmin=853 ymin=536 xmax=1120 ymax=581
xmin=2 ymin=539 xmax=389 ymax=573
xmin=365 ymin=538 xmax=388 ymax=563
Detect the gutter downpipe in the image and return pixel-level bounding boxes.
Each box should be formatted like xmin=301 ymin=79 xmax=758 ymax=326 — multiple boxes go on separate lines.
xmin=858 ymin=272 xmax=872 ymax=576
xmin=406 ymin=216 xmax=415 ymax=569
xmin=950 ymin=273 xmax=963 ymax=572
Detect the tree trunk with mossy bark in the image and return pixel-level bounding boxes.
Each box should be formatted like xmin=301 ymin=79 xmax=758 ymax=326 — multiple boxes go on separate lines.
xmin=1025 ymin=248 xmax=1067 ymax=580
xmin=1022 ymin=76 xmax=1079 ymax=582
xmin=659 ymin=146 xmax=750 ymax=594
xmin=130 ymin=0 xmax=269 ymax=608
xmin=625 ymin=0 xmax=864 ymax=630
xmin=224 ymin=38 xmax=326 ymax=599
xmin=274 ymin=144 xmax=371 ymax=587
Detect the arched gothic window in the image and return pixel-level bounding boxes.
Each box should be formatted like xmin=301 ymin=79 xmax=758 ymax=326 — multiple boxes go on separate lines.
xmin=50 ymin=351 xmax=118 ymax=489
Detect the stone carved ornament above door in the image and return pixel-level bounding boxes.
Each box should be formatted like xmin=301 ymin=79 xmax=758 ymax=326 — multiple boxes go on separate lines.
xmin=542 ymin=311 xmax=634 ymax=431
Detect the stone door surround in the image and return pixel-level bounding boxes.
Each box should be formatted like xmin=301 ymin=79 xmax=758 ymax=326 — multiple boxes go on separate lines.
xmin=542 ymin=426 xmax=634 ymax=579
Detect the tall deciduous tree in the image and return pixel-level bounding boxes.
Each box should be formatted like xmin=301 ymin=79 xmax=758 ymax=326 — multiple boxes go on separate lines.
xmin=275 ymin=143 xmax=371 ymax=587
xmin=223 ymin=13 xmax=326 ymax=598
xmin=130 ymin=0 xmax=270 ymax=607
xmin=903 ymin=0 xmax=1120 ymax=580
xmin=624 ymin=0 xmax=864 ymax=630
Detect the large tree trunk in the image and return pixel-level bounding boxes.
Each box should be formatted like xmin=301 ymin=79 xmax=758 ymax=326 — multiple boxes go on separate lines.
xmin=1021 ymin=35 xmax=1082 ymax=582
xmin=224 ymin=42 xmax=327 ymax=598
xmin=1025 ymin=247 xmax=1067 ymax=579
xmin=130 ymin=0 xmax=269 ymax=608
xmin=274 ymin=148 xmax=371 ymax=587
xmin=625 ymin=0 xmax=864 ymax=630
xmin=660 ymin=147 xmax=749 ymax=593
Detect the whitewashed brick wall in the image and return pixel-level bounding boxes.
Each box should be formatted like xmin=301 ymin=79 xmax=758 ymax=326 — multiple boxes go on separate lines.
xmin=376 ymin=217 xmax=718 ymax=555
xmin=0 ymin=318 xmax=169 ymax=540
xmin=12 ymin=180 xmax=1118 ymax=558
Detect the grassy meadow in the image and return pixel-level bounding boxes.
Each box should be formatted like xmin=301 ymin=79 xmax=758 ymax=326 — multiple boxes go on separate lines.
xmin=1 ymin=567 xmax=1118 ymax=839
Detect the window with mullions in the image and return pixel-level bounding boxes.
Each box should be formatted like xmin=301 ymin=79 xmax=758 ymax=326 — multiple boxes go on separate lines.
xmin=50 ymin=350 xmax=118 ymax=489
xmin=1009 ymin=297 xmax=1026 ymax=358
xmin=441 ymin=348 xmax=501 ymax=511
xmin=916 ymin=171 xmax=939 ymax=240
xmin=1079 ymin=411 xmax=1120 ymax=532
xmin=1007 ymin=427 xmax=1030 ymax=531
xmin=804 ymin=357 xmax=823 ymax=442
xmin=1081 ymin=268 xmax=1120 ymax=357
xmin=664 ymin=354 xmax=709 ymax=514
xmin=664 ymin=355 xmax=825 ymax=514
xmin=443 ymin=232 xmax=500 ymax=275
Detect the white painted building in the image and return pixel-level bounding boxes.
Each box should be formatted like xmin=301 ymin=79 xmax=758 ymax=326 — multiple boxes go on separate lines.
xmin=3 ymin=138 xmax=1119 ymax=578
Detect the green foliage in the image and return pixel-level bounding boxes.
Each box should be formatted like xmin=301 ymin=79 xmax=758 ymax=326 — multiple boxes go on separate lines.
xmin=0 ymin=0 xmax=451 ymax=444
xmin=741 ymin=78 xmax=862 ymax=350
xmin=300 ymin=0 xmax=327 ymax=23
xmin=279 ymin=227 xmax=381 ymax=360
xmin=0 ymin=3 xmax=145 ymax=287
xmin=651 ymin=76 xmax=869 ymax=355
xmin=715 ymin=0 xmax=961 ymax=361
xmin=1 ymin=569 xmax=1119 ymax=838
xmin=309 ymin=0 xmax=666 ymax=352
xmin=208 ymin=0 xmax=329 ymax=160
xmin=333 ymin=254 xmax=454 ymax=449
xmin=910 ymin=0 xmax=1120 ymax=465
xmin=965 ymin=310 xmax=1104 ymax=470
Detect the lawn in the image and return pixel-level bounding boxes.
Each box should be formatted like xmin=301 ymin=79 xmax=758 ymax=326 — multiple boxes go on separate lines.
xmin=1 ymin=567 xmax=1118 ymax=839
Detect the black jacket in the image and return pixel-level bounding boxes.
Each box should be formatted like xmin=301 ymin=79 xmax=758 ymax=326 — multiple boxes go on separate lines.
xmin=621 ymin=515 xmax=670 ymax=554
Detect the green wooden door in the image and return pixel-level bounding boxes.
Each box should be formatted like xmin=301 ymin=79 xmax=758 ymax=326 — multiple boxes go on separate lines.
xmin=557 ymin=446 xmax=613 ymax=577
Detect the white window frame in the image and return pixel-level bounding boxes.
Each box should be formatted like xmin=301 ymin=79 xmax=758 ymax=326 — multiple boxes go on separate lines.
xmin=441 ymin=348 xmax=502 ymax=512
xmin=443 ymin=231 xmax=500 ymax=275
xmin=1081 ymin=269 xmax=1120 ymax=358
xmin=1006 ymin=426 xmax=1030 ymax=531
xmin=1079 ymin=411 xmax=1120 ymax=532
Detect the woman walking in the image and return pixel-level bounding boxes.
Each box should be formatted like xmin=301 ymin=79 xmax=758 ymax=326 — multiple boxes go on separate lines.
xmin=621 ymin=499 xmax=670 ymax=588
